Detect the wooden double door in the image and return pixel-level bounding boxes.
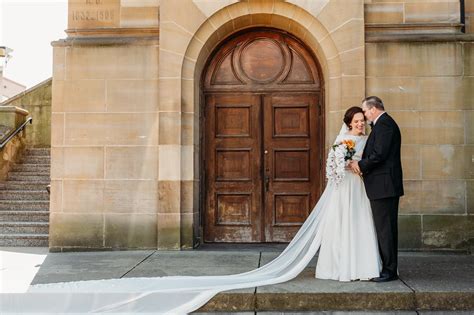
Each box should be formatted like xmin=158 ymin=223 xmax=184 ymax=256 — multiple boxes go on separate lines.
xmin=202 ymin=29 xmax=323 ymax=243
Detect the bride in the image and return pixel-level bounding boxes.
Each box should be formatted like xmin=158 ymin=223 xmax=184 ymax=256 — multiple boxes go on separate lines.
xmin=316 ymin=106 xmax=381 ymax=281
xmin=7 ymin=107 xmax=381 ymax=314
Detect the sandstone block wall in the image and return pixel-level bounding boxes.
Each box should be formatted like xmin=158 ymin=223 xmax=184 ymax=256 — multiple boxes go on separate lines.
xmin=48 ymin=0 xmax=473 ymax=251
xmin=5 ymin=79 xmax=52 ymax=148
xmin=365 ymin=0 xmax=460 ymax=24
xmin=366 ymin=40 xmax=473 ymax=250
xmin=50 ymin=38 xmax=159 ymax=251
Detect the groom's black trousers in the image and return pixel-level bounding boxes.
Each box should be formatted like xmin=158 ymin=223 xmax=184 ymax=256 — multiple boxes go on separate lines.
xmin=370 ymin=197 xmax=399 ymax=276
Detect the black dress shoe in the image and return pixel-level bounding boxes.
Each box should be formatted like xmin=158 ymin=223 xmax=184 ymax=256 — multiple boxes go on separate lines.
xmin=370 ymin=274 xmax=399 ymax=282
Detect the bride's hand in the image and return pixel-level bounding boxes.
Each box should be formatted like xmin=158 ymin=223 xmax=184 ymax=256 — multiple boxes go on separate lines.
xmin=349 ymin=160 xmax=362 ymax=176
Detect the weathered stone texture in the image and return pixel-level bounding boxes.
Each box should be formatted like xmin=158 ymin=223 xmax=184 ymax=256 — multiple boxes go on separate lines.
xmin=366 ymin=43 xmax=463 ymax=77
xmin=157 ymin=213 xmax=181 ymax=250
xmin=365 ymin=0 xmax=460 ymax=24
xmin=4 ymin=79 xmax=51 ymax=147
xmin=399 ymin=215 xmax=422 ymax=249
xmin=103 ymin=180 xmax=159 ymax=213
xmin=104 ymin=214 xmax=157 ymax=249
xmin=422 ymin=215 xmax=474 ymax=250
xmin=366 ymin=40 xmax=472 ymax=251
xmin=105 ymin=146 xmax=159 ymax=180
xmin=50 ymin=40 xmax=160 ymax=250
xmin=464 ymin=43 xmax=474 ymax=75
xmin=365 ymin=3 xmax=404 ymax=24
xmin=50 ymin=213 xmax=104 ymax=250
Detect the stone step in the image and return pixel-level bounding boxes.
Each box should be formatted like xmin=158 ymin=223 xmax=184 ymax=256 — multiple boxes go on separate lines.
xmin=0 ymin=200 xmax=49 ymax=210
xmin=0 ymin=233 xmax=48 ymax=246
xmin=9 ymin=170 xmax=50 ymax=177
xmin=0 ymin=147 xmax=52 ymax=248
xmin=24 ymin=148 xmax=51 ymax=157
xmin=12 ymin=164 xmax=51 ymax=172
xmin=21 ymin=156 xmax=51 ymax=164
xmin=0 ymin=210 xmax=49 ymax=222
xmin=2 ymin=181 xmax=50 ymax=191
xmin=0 ymin=190 xmax=49 ymax=200
xmin=8 ymin=173 xmax=50 ymax=181
xmin=0 ymin=221 xmax=49 ymax=234
xmin=199 ymin=290 xmax=474 ymax=313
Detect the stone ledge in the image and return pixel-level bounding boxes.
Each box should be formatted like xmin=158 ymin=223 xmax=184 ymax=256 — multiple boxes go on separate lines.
xmin=51 ymin=36 xmax=159 ymax=47
xmin=416 ymin=292 xmax=474 ymax=310
xmin=0 ymin=106 xmax=29 ymax=117
xmin=198 ymin=292 xmax=256 ymax=312
xmin=255 ymin=292 xmax=415 ymax=311
xmin=366 ymin=33 xmax=474 ymax=43
xmin=198 ymin=291 xmax=474 ymax=312
xmin=65 ymin=27 xmax=159 ymax=38
xmin=366 ymin=23 xmax=463 ymax=35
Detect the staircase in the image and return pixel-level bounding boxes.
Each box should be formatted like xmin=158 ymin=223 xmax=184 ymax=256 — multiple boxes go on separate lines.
xmin=0 ymin=148 xmax=50 ymax=246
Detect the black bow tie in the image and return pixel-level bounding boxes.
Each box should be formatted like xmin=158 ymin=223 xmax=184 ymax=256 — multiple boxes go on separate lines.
xmin=369 ymin=122 xmax=374 ymax=129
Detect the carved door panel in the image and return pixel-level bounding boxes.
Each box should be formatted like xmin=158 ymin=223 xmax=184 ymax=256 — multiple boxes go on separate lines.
xmin=203 ymin=29 xmax=323 ymax=243
xmin=204 ymin=94 xmax=263 ymax=242
xmin=263 ymin=94 xmax=320 ymax=242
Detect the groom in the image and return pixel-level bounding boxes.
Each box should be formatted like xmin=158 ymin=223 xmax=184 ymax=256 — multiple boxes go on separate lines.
xmin=350 ymin=96 xmax=404 ymax=282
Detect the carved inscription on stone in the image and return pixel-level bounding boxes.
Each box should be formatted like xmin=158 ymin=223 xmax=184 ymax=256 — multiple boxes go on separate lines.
xmin=68 ymin=0 xmax=120 ymax=29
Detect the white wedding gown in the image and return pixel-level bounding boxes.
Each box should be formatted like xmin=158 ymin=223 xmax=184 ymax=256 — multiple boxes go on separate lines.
xmin=316 ymin=134 xmax=381 ymax=281
xmin=2 ymin=133 xmax=381 ymax=314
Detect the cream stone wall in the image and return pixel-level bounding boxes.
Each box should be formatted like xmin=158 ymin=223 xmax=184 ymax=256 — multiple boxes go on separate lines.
xmin=365 ymin=0 xmax=463 ymax=35
xmin=51 ymin=0 xmax=472 ymax=251
xmin=467 ymin=0 xmax=474 ymax=33
xmin=51 ymin=0 xmax=160 ymax=250
xmin=5 ymin=79 xmax=52 ymax=148
xmin=50 ymin=42 xmax=160 ymax=251
xmin=366 ymin=41 xmax=473 ymax=250
xmin=365 ymin=0 xmax=460 ymax=24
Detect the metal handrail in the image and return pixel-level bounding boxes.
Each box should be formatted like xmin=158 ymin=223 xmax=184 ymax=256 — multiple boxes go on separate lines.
xmin=0 ymin=117 xmax=32 ymax=149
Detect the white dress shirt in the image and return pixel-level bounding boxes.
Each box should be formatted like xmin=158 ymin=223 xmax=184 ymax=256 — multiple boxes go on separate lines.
xmin=373 ymin=111 xmax=386 ymax=126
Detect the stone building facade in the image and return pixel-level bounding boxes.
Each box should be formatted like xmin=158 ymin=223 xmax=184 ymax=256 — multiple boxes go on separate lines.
xmin=50 ymin=0 xmax=473 ymax=251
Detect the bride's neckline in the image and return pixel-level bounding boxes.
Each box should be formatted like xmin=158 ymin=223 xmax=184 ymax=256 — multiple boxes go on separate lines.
xmin=344 ymin=133 xmax=366 ymax=137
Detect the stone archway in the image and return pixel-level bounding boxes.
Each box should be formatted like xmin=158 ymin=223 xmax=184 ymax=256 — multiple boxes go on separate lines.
xmin=156 ymin=0 xmax=365 ymax=249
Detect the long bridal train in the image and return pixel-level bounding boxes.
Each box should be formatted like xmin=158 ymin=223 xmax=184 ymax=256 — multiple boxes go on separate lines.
xmin=3 ymin=129 xmax=381 ymax=314
xmin=10 ymin=187 xmax=328 ymax=314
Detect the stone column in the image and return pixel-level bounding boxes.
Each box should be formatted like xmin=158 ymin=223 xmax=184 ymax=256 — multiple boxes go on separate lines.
xmin=50 ymin=0 xmax=160 ymax=251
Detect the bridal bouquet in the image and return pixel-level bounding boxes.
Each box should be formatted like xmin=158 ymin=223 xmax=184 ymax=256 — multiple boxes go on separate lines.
xmin=326 ymin=139 xmax=356 ymax=186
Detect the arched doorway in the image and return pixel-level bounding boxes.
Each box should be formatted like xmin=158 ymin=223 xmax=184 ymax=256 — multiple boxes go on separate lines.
xmin=201 ymin=29 xmax=324 ymax=243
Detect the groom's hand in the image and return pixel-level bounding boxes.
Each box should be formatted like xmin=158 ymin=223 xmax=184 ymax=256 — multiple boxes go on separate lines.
xmin=349 ymin=161 xmax=362 ymax=176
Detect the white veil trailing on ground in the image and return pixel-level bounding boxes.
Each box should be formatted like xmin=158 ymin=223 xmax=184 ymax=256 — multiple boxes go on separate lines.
xmin=2 ymin=200 xmax=328 ymax=313
xmin=1 ymin=123 xmax=375 ymax=314
xmin=3 ymin=184 xmax=334 ymax=314
xmin=2 ymin=120 xmax=376 ymax=314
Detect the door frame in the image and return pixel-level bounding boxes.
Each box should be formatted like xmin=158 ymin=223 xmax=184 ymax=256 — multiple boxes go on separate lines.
xmin=198 ymin=27 xmax=325 ymax=245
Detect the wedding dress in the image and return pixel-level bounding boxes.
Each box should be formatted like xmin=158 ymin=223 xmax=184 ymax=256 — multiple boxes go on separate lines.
xmin=316 ymin=133 xmax=381 ymax=281
xmin=2 ymin=126 xmax=381 ymax=314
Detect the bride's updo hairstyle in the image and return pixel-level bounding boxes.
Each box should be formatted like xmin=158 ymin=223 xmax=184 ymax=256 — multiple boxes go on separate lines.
xmin=343 ymin=106 xmax=365 ymax=130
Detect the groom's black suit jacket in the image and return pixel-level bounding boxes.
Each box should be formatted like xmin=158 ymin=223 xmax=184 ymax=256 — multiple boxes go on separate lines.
xmin=359 ymin=113 xmax=404 ymax=200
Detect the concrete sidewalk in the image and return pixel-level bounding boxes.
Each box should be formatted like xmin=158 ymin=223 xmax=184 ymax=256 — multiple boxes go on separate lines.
xmin=1 ymin=246 xmax=473 ymax=313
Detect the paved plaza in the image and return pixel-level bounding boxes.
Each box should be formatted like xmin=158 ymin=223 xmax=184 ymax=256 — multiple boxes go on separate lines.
xmin=1 ymin=246 xmax=473 ymax=313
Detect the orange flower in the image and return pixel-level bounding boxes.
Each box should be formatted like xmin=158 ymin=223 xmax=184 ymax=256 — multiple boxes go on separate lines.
xmin=342 ymin=139 xmax=355 ymax=150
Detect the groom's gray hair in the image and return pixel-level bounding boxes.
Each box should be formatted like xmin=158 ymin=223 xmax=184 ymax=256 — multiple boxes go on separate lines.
xmin=363 ymin=96 xmax=385 ymax=111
